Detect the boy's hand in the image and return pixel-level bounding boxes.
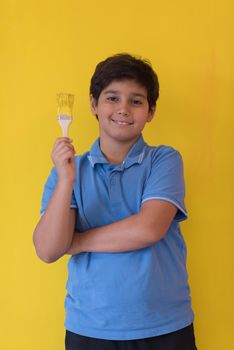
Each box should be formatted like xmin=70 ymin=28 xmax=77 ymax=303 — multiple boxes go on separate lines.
xmin=51 ymin=137 xmax=76 ymax=184
xmin=66 ymin=233 xmax=83 ymax=255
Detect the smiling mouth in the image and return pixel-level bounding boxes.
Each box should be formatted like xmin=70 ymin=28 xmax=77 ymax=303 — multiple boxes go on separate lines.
xmin=111 ymin=119 xmax=134 ymax=126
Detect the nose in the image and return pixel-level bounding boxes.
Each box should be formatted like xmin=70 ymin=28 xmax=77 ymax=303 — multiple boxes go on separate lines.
xmin=117 ymin=110 xmax=129 ymax=116
xmin=117 ymin=101 xmax=130 ymax=117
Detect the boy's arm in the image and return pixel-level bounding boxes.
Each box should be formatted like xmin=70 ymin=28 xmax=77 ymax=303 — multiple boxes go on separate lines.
xmin=67 ymin=200 xmax=177 ymax=254
xmin=33 ymin=182 xmax=76 ymax=263
xmin=33 ymin=137 xmax=77 ymax=263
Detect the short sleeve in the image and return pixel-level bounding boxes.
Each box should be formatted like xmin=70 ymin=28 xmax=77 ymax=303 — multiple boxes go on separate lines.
xmin=141 ymin=147 xmax=188 ymax=222
xmin=40 ymin=167 xmax=77 ymax=216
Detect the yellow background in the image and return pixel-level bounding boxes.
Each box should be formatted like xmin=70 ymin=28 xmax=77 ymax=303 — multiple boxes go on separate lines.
xmin=1 ymin=0 xmax=233 ymax=349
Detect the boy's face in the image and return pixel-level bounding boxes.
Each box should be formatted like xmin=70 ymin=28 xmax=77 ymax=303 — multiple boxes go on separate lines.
xmin=90 ymin=80 xmax=155 ymax=145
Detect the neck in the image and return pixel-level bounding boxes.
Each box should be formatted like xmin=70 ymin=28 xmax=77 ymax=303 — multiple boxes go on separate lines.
xmin=100 ymin=135 xmax=140 ymax=164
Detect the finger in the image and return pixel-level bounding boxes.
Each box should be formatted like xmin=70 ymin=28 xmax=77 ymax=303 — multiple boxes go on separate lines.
xmin=53 ymin=137 xmax=73 ymax=150
xmin=56 ymin=150 xmax=75 ymax=162
xmin=53 ymin=149 xmax=75 ymax=162
xmin=55 ymin=137 xmax=73 ymax=143
xmin=52 ymin=148 xmax=75 ymax=164
xmin=53 ymin=141 xmax=76 ymax=156
xmin=54 ymin=142 xmax=75 ymax=154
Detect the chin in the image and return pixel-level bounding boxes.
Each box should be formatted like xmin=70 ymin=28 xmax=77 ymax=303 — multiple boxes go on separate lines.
xmin=111 ymin=133 xmax=140 ymax=143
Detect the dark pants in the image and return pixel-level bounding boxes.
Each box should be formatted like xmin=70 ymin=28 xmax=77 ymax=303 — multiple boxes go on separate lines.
xmin=65 ymin=323 xmax=197 ymax=350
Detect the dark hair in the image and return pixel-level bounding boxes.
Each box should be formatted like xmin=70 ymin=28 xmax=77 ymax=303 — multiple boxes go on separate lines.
xmin=90 ymin=53 xmax=159 ymax=112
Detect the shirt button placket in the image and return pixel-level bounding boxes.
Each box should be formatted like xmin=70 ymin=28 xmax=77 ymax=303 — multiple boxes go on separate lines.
xmin=109 ymin=172 xmax=121 ymax=211
xmin=110 ymin=177 xmax=116 ymax=186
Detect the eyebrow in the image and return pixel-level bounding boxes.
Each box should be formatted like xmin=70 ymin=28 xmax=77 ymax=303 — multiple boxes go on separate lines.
xmin=103 ymin=90 xmax=147 ymax=98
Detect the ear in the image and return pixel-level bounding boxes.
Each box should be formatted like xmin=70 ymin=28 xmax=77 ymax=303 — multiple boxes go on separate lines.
xmin=147 ymin=105 xmax=156 ymax=123
xmin=90 ymin=94 xmax=98 ymax=115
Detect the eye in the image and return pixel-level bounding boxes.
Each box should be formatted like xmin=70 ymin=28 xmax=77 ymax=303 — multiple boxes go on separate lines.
xmin=132 ymin=99 xmax=143 ymax=105
xmin=107 ymin=96 xmax=119 ymax=102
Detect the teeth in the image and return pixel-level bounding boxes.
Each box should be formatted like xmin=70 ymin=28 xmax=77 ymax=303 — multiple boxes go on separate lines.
xmin=112 ymin=120 xmax=132 ymax=125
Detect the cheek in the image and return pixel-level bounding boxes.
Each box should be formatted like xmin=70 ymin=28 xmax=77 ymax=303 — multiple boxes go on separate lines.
xmin=98 ymin=105 xmax=114 ymax=118
xmin=136 ymin=110 xmax=150 ymax=124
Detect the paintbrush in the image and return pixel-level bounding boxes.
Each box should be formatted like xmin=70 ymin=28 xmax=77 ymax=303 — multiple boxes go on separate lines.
xmin=57 ymin=93 xmax=74 ymax=137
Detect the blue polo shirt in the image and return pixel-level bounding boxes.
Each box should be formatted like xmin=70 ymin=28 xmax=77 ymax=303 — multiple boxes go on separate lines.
xmin=40 ymin=134 xmax=194 ymax=340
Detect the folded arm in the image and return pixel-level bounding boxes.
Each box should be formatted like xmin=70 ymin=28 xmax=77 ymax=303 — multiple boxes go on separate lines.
xmin=67 ymin=200 xmax=177 ymax=255
xmin=33 ymin=181 xmax=76 ymax=263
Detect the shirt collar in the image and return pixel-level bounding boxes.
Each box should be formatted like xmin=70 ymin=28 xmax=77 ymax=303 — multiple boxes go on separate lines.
xmin=88 ymin=134 xmax=147 ymax=169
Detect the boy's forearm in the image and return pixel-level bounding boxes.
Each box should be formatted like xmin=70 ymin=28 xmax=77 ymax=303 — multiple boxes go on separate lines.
xmin=67 ymin=212 xmax=157 ymax=255
xmin=33 ymin=181 xmax=76 ymax=263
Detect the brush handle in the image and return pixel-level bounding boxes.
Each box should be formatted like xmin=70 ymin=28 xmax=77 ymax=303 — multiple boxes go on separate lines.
xmin=58 ymin=116 xmax=72 ymax=137
xmin=61 ymin=121 xmax=70 ymax=137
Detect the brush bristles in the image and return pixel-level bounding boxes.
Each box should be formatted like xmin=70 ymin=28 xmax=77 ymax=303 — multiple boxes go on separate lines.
xmin=58 ymin=114 xmax=72 ymax=121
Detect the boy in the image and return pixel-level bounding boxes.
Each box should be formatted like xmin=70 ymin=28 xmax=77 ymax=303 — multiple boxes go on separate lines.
xmin=33 ymin=53 xmax=197 ymax=349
